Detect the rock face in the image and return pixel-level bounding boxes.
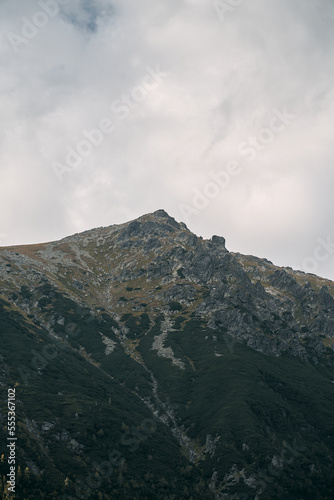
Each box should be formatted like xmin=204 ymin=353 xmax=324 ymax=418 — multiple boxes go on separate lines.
xmin=1 ymin=210 xmax=334 ymax=499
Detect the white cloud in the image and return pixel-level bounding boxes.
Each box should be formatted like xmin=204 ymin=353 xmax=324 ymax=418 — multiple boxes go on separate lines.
xmin=1 ymin=0 xmax=334 ymax=279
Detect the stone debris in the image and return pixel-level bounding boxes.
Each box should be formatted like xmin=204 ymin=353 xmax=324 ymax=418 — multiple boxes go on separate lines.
xmin=99 ymin=332 xmax=117 ymax=355
xmin=151 ymin=315 xmax=185 ymax=369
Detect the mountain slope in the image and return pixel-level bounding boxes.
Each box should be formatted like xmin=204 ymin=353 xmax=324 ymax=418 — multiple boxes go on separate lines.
xmin=1 ymin=210 xmax=334 ymax=499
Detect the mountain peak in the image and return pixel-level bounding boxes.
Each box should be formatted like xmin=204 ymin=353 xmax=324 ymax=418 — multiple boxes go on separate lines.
xmin=152 ymin=208 xmax=172 ymax=218
xmin=141 ymin=209 xmax=185 ymax=229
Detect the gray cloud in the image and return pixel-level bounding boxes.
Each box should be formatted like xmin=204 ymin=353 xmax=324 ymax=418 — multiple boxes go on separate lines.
xmin=1 ymin=0 xmax=334 ymax=280
xmin=60 ymin=0 xmax=115 ymax=33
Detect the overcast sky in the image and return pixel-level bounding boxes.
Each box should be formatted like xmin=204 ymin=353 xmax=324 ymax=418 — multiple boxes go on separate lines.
xmin=1 ymin=0 xmax=334 ymax=280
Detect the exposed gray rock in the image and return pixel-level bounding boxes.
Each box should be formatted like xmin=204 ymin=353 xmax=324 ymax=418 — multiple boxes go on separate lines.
xmin=163 ymin=284 xmax=196 ymax=303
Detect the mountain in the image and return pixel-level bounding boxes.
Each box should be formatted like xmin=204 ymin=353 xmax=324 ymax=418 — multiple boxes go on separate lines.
xmin=1 ymin=209 xmax=334 ymax=499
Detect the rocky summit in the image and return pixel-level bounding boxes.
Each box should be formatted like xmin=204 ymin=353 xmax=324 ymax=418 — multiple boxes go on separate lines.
xmin=1 ymin=210 xmax=334 ymax=499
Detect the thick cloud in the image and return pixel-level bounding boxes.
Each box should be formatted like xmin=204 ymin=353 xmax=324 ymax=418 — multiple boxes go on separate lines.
xmin=1 ymin=0 xmax=334 ymax=279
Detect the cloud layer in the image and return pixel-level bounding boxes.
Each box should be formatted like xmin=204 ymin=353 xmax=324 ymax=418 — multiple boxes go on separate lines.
xmin=1 ymin=0 xmax=334 ymax=279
